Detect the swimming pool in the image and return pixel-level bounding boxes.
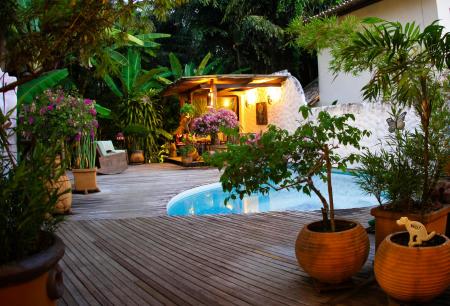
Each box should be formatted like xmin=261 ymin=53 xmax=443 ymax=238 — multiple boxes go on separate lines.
xmin=167 ymin=172 xmax=377 ymax=216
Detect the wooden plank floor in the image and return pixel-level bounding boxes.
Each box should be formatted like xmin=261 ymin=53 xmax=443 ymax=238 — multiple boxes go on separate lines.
xmin=68 ymin=163 xmax=220 ymax=220
xmin=59 ymin=164 xmax=450 ymax=305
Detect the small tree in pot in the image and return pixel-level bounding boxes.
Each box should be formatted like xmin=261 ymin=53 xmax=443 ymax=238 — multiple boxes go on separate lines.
xmin=208 ymin=106 xmax=371 ymax=284
xmin=1 ymin=108 xmax=66 ymax=305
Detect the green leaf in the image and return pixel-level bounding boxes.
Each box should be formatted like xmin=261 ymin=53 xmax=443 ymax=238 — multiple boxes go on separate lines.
xmin=135 ymin=33 xmax=171 ymax=40
xmin=121 ymin=48 xmax=141 ymax=93
xmin=95 ymin=103 xmax=112 ymax=119
xmin=362 ymin=17 xmax=384 ymax=24
xmin=108 ymin=49 xmax=128 ymax=66
xmin=196 ymin=52 xmax=212 ymax=75
xmin=169 ymin=53 xmax=183 ymax=79
xmin=17 ymin=69 xmax=68 ymax=105
xmin=103 ymin=74 xmax=123 ymax=97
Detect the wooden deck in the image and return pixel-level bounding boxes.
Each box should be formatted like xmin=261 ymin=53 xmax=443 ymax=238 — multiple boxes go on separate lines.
xmin=59 ymin=164 xmax=450 ymax=305
xmin=68 ymin=163 xmax=220 ymax=220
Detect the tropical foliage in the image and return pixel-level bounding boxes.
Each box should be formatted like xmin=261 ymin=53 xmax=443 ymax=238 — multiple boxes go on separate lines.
xmin=1 ymin=108 xmax=65 ymax=264
xmin=0 ymin=0 xmax=185 ymax=93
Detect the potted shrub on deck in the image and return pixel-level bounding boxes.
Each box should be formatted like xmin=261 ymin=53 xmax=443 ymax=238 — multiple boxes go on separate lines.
xmin=18 ymin=89 xmax=82 ymax=213
xmin=331 ymin=20 xmax=450 ymax=248
xmin=123 ymin=124 xmax=149 ymax=164
xmin=1 ymin=108 xmax=65 ymax=305
xmin=208 ymin=106 xmax=371 ymax=284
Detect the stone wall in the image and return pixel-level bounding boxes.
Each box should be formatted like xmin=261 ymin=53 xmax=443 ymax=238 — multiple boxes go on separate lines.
xmin=305 ymin=103 xmax=420 ymax=159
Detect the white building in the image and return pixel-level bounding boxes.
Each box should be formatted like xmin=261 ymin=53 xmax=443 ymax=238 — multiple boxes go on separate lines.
xmin=316 ymin=0 xmax=450 ymax=106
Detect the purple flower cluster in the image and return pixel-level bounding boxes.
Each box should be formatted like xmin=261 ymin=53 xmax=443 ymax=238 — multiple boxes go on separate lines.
xmin=19 ymin=89 xmax=98 ymax=143
xmin=192 ymin=109 xmax=239 ymax=135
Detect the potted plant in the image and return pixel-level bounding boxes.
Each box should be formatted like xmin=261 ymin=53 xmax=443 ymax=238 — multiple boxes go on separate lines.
xmin=192 ymin=108 xmax=239 ymax=148
xmin=179 ymin=143 xmax=196 ymax=165
xmin=330 ymin=20 xmax=450 ymax=248
xmin=208 ymin=106 xmax=371 ymax=284
xmin=18 ymin=89 xmax=84 ymax=213
xmin=374 ymin=219 xmax=450 ymax=302
xmin=71 ymin=97 xmax=100 ymax=193
xmin=123 ymin=123 xmax=150 ymax=164
xmin=1 ymin=108 xmax=65 ymax=305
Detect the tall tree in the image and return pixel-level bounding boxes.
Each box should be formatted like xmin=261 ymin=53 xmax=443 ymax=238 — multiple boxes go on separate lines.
xmin=154 ymin=0 xmax=343 ymax=84
xmin=0 ymin=0 xmax=185 ymax=94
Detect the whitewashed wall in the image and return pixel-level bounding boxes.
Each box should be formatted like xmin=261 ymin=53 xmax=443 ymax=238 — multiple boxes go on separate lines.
xmin=239 ymin=72 xmax=306 ymax=134
xmin=0 ymin=69 xmax=17 ymax=160
xmin=304 ymin=103 xmax=420 ymax=160
xmin=318 ymin=0 xmax=442 ymax=106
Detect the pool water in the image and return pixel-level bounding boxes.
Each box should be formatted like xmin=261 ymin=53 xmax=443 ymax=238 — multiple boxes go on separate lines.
xmin=167 ymin=173 xmax=377 ymax=216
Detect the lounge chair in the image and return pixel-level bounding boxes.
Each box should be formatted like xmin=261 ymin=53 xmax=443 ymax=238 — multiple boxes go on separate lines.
xmin=96 ymin=141 xmax=128 ymax=175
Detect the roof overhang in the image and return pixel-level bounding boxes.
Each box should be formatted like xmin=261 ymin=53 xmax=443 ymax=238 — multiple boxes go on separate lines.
xmin=312 ymin=0 xmax=382 ymax=19
xmin=162 ymin=74 xmax=288 ymax=97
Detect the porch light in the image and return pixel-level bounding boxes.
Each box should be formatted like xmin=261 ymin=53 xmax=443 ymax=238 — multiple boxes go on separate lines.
xmin=267 ymin=87 xmax=281 ymax=105
xmin=245 ymin=89 xmax=257 ymax=107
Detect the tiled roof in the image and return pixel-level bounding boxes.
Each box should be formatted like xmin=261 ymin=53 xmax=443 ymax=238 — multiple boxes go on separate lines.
xmin=312 ymin=0 xmax=381 ymax=19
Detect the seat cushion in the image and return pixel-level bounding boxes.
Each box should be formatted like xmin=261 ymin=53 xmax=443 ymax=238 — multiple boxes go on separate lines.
xmin=96 ymin=141 xmax=116 ymax=156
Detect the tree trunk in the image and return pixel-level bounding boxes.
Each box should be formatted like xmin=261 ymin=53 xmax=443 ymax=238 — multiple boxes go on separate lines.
xmin=324 ymin=145 xmax=335 ymax=232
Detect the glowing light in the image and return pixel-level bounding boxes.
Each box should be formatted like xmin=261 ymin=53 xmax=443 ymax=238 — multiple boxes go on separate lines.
xmin=267 ymin=87 xmax=281 ymax=104
xmin=246 ymin=89 xmax=257 ymax=107
xmin=222 ymin=98 xmax=231 ymax=107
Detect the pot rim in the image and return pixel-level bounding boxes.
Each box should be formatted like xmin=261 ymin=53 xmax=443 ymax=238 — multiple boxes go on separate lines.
xmin=304 ymin=219 xmax=361 ymax=234
xmin=385 ymin=231 xmax=450 ymax=249
xmin=0 ymin=233 xmax=65 ymax=287
xmin=370 ymin=205 xmax=450 ymax=219
xmin=72 ymin=167 xmax=97 ymax=173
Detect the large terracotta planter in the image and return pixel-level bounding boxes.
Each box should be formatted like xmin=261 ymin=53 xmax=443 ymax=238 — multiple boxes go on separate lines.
xmin=72 ymin=168 xmax=99 ymax=194
xmin=295 ymin=219 xmax=370 ymax=284
xmin=371 ymin=205 xmax=450 ymax=249
xmin=129 ymin=150 xmax=145 ymax=164
xmin=375 ymin=232 xmax=450 ymax=302
xmin=0 ymin=234 xmax=65 ymax=306
xmin=49 ymin=172 xmax=72 ymax=214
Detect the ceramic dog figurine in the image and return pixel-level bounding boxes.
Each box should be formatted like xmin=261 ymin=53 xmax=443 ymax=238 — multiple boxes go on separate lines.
xmin=396 ymin=217 xmax=436 ymax=247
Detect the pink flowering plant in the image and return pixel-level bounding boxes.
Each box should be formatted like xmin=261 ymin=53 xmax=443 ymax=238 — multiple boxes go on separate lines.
xmin=19 ymin=89 xmax=98 ymax=145
xmin=19 ymin=89 xmax=98 ymax=168
xmin=192 ymin=109 xmax=239 ymax=136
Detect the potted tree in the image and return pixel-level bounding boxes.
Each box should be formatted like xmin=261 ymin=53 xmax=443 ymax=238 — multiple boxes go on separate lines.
xmin=1 ymin=108 xmax=65 ymax=305
xmin=208 ymin=106 xmax=371 ymax=284
xmin=123 ymin=123 xmax=150 ymax=164
xmin=330 ymin=20 xmax=450 ymax=248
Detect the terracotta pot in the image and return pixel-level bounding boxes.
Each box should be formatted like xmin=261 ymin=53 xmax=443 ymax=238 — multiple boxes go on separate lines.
xmin=375 ymin=232 xmax=450 ymax=302
xmin=129 ymin=150 xmax=145 ymax=164
xmin=371 ymin=205 xmax=450 ymax=249
xmin=0 ymin=234 xmax=65 ymax=306
xmin=181 ymin=156 xmax=193 ymax=165
xmin=48 ymin=172 xmax=72 ymax=214
xmin=295 ymin=219 xmax=369 ymax=284
xmin=187 ymin=148 xmax=199 ymax=161
xmin=72 ymin=168 xmax=99 ymax=194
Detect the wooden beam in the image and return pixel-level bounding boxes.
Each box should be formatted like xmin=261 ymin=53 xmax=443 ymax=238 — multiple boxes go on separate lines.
xmin=201 ymin=83 xmax=282 ymax=90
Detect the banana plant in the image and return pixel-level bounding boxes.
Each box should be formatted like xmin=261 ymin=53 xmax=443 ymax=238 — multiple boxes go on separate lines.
xmin=166 ymin=52 xmax=224 ymax=81
xmin=103 ymin=48 xmax=168 ymax=98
